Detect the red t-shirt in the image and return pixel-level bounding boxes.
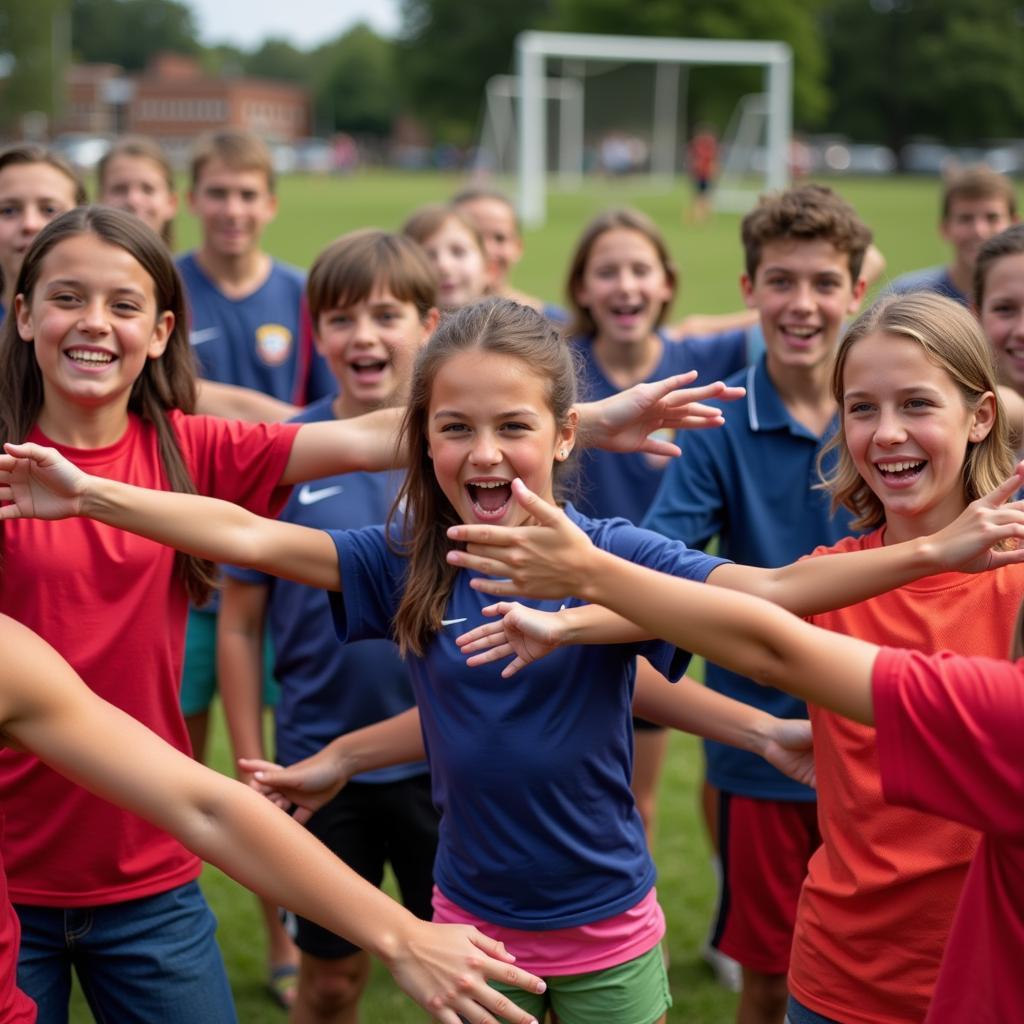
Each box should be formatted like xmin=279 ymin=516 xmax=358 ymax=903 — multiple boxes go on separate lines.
xmin=0 ymin=411 xmax=299 ymax=906
xmin=873 ymin=647 xmax=1024 ymax=1024
xmin=789 ymin=529 xmax=1024 ymax=1024
xmin=0 ymin=823 xmax=35 ymax=1022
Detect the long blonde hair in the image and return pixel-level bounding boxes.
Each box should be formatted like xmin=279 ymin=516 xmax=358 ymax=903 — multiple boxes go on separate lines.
xmin=820 ymin=292 xmax=1012 ymax=531
xmin=389 ymin=299 xmax=577 ymax=657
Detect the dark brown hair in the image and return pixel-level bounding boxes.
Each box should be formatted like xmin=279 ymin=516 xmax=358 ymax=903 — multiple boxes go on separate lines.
xmin=974 ymin=223 xmax=1024 ymax=307
xmin=0 ymin=206 xmax=216 ymax=602
xmin=98 ymin=135 xmax=177 ymax=247
xmin=0 ymin=143 xmax=87 ymax=206
xmin=741 ymin=184 xmax=872 ymax=281
xmin=306 ymin=229 xmax=437 ymax=323
xmin=389 ymin=299 xmax=577 ymax=656
xmin=565 ymin=208 xmax=678 ymax=338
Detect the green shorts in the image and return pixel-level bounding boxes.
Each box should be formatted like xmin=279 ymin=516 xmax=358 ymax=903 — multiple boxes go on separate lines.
xmin=179 ymin=607 xmax=280 ymax=716
xmin=489 ymin=943 xmax=671 ymax=1024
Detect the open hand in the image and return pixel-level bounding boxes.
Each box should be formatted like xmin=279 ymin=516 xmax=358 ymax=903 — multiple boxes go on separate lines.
xmin=0 ymin=442 xmax=90 ymax=520
xmin=240 ymin=750 xmax=351 ymax=825
xmin=581 ymin=371 xmax=745 ymax=456
xmin=447 ymin=479 xmax=596 ymax=600
xmin=457 ymin=602 xmax=568 ymax=677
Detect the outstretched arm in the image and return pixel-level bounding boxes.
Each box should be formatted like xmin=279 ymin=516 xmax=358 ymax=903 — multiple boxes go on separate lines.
xmin=0 ymin=442 xmax=340 ymax=590
xmin=449 ymin=480 xmax=893 ymax=725
xmin=450 ymin=467 xmax=1024 ymax=619
xmin=0 ymin=616 xmax=544 ymax=1024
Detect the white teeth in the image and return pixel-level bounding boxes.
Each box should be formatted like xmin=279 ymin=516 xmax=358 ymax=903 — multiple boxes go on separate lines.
xmin=877 ymin=460 xmax=924 ymax=474
xmin=471 ymin=481 xmax=509 ymax=489
xmin=784 ymin=326 xmax=817 ymax=337
xmin=67 ymin=350 xmax=113 ymax=364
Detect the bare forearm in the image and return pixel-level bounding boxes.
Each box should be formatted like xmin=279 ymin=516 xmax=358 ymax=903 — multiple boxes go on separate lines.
xmin=283 ymin=407 xmax=405 ymax=483
xmin=327 ymin=707 xmax=426 ymax=777
xmin=196 ymin=380 xmax=297 ymax=423
xmin=557 ymin=604 xmax=653 ymax=644
xmin=218 ymin=627 xmax=267 ymax=766
xmin=713 ymin=537 xmax=936 ymax=618
xmin=633 ymin=671 xmax=777 ymax=754
xmin=582 ymin=549 xmax=877 ymax=723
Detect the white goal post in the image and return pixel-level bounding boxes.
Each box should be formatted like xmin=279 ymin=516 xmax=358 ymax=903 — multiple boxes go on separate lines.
xmin=515 ymin=31 xmax=793 ymax=227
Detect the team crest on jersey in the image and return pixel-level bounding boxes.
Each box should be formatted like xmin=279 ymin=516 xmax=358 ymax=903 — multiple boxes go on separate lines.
xmin=255 ymin=323 xmax=293 ymax=366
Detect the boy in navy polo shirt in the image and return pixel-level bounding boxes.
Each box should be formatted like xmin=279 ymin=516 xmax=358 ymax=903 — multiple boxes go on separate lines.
xmin=644 ymin=185 xmax=870 ymax=1024
xmin=219 ymin=230 xmax=442 ymax=1023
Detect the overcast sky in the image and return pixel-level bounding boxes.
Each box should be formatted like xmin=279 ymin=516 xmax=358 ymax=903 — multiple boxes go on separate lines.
xmin=184 ymin=0 xmax=401 ymax=51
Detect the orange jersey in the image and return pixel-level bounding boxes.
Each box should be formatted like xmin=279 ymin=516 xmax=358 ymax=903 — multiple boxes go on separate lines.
xmin=790 ymin=529 xmax=1024 ymax=1024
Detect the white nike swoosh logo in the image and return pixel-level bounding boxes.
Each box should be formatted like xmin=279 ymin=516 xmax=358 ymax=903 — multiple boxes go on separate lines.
xmin=297 ymin=484 xmax=344 ymax=505
xmin=190 ymin=327 xmax=219 ymax=345
xmin=441 ymin=618 xmax=467 ymax=626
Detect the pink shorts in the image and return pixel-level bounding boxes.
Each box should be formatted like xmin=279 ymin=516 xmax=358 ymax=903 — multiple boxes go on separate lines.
xmin=712 ymin=792 xmax=820 ymax=975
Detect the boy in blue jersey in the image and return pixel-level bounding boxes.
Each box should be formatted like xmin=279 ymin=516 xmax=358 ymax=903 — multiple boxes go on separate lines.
xmin=177 ymin=128 xmax=337 ymax=1005
xmin=644 ymin=185 xmax=871 ymax=1024
xmin=889 ymin=165 xmax=1017 ymax=306
xmin=219 ymin=230 xmax=441 ymax=1024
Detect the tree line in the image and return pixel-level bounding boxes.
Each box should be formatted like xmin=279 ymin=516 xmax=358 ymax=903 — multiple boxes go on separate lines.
xmin=2 ymin=0 xmax=1022 ymax=151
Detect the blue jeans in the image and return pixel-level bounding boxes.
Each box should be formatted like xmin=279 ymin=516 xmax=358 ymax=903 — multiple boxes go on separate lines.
xmin=786 ymin=996 xmax=843 ymax=1024
xmin=15 ymin=881 xmax=237 ymax=1024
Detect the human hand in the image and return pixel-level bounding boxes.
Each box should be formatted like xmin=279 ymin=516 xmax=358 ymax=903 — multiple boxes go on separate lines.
xmin=457 ymin=602 xmax=569 ymax=678
xmin=385 ymin=919 xmax=545 ymax=1024
xmin=758 ymin=717 xmax=815 ymax=788
xmin=0 ymin=441 xmax=91 ymax=520
xmin=447 ymin=479 xmax=597 ymax=600
xmin=925 ymin=462 xmax=1024 ymax=573
xmin=240 ymin=747 xmax=353 ymax=825
xmin=580 ymin=371 xmax=745 ymax=456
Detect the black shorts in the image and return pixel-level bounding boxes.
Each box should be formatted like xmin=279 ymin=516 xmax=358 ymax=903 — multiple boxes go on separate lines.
xmin=286 ymin=774 xmax=439 ymax=959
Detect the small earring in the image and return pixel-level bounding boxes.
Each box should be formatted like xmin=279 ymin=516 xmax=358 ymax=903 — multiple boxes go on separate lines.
xmin=559 ymin=448 xmax=568 ymax=459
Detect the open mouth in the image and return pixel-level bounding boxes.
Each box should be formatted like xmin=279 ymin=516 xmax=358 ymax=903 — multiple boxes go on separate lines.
xmin=875 ymin=459 xmax=926 ymax=482
xmin=350 ymin=358 xmax=388 ymax=379
xmin=781 ymin=325 xmax=820 ymax=344
xmin=66 ymin=348 xmax=115 ymax=366
xmin=466 ymin=479 xmax=513 ymax=519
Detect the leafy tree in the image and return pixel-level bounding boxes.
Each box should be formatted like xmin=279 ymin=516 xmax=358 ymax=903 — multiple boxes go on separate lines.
xmin=244 ymin=38 xmax=307 ymax=82
xmin=0 ymin=0 xmax=72 ymax=132
xmin=397 ymin=0 xmax=554 ymax=142
xmin=71 ymin=0 xmax=200 ymax=70
xmin=311 ymin=24 xmax=399 ymax=136
xmin=823 ymin=0 xmax=1024 ymax=150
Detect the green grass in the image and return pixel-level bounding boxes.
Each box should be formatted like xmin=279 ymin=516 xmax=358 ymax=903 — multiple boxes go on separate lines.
xmin=69 ymin=170 xmax=1011 ymax=1022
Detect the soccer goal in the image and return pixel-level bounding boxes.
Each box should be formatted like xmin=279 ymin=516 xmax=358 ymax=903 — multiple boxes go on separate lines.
xmin=514 ymin=31 xmax=792 ymax=227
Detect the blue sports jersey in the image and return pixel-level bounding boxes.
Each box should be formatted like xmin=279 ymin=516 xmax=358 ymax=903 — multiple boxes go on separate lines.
xmin=328 ymin=507 xmax=728 ymax=930
xmin=225 ymin=398 xmax=421 ymax=780
xmin=177 ymin=252 xmax=336 ymax=404
xmin=887 ymin=265 xmax=968 ymax=306
xmin=572 ymin=329 xmax=747 ymax=523
xmin=644 ymin=356 xmax=856 ymax=800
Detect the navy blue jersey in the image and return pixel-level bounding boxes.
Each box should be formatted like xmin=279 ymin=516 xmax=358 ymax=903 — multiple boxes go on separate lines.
xmin=225 ymin=398 xmax=421 ymax=779
xmin=572 ymin=329 xmax=747 ymax=523
xmin=888 ymin=265 xmax=968 ymax=306
xmin=644 ymin=356 xmax=856 ymax=799
xmin=177 ymin=252 xmax=336 ymax=405
xmin=328 ymin=507 xmax=727 ymax=929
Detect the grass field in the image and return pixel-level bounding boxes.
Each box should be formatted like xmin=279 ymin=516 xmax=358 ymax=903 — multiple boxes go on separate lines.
xmin=67 ymin=170 xmax=1004 ymax=1022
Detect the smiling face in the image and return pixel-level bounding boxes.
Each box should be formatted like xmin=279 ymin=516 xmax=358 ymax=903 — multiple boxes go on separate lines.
xmin=420 ymin=217 xmax=490 ymax=312
xmin=188 ymin=159 xmax=276 ymax=260
xmin=573 ymin=228 xmax=673 ymax=348
xmin=100 ymin=154 xmax=178 ymax=238
xmin=943 ymin=196 xmax=1015 ymax=275
xmin=0 ymin=162 xmax=79 ymax=291
xmin=456 ymin=196 xmax=522 ymax=288
xmin=841 ymin=330 xmax=995 ymax=541
xmin=979 ymin=251 xmax=1024 ymax=393
xmin=14 ymin=232 xmax=172 ymax=418
xmin=743 ymin=239 xmax=864 ymax=376
xmin=426 ymin=348 xmax=576 ymax=526
xmin=316 ymin=284 xmax=437 ymax=415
